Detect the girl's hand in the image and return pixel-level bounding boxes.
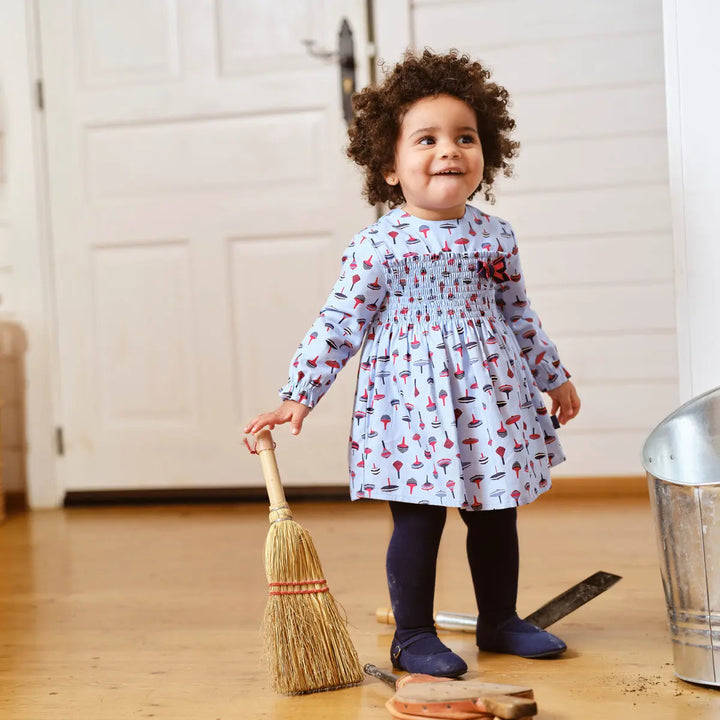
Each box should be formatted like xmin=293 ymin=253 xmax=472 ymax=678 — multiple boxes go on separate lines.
xmin=244 ymin=400 xmax=311 ymax=436
xmin=546 ymin=380 xmax=581 ymax=426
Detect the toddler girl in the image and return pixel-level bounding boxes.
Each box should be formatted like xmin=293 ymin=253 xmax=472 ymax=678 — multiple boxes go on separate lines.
xmin=245 ymin=49 xmax=580 ymax=678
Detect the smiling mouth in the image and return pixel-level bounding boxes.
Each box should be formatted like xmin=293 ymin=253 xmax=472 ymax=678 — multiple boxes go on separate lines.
xmin=435 ymin=170 xmax=463 ymax=176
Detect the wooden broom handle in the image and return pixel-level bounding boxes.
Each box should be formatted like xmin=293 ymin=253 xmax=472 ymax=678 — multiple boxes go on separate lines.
xmin=254 ymin=429 xmax=288 ymax=510
xmin=376 ymin=607 xmax=396 ymax=625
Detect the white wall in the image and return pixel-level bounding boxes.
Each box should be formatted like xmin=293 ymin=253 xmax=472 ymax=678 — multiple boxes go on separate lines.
xmin=382 ymin=0 xmax=676 ymax=477
xmin=663 ymin=0 xmax=720 ymax=400
xmin=0 ymin=2 xmax=59 ymax=507
xmin=2 ymin=0 xmax=708 ymax=503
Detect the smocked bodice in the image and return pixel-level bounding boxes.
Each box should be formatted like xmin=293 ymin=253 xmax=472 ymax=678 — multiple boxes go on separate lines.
xmin=384 ymin=254 xmax=504 ymax=324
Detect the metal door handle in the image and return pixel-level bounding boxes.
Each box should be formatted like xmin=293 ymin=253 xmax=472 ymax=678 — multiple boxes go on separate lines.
xmin=338 ymin=18 xmax=355 ymax=124
xmin=302 ymin=18 xmax=356 ymax=124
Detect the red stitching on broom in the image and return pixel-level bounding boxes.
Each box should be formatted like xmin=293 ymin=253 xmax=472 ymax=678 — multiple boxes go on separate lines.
xmin=243 ymin=437 xmax=276 ymax=454
xmin=268 ymin=580 xmax=329 ymax=596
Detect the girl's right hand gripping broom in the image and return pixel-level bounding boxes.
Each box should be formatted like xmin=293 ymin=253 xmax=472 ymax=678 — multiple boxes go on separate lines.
xmin=250 ymin=429 xmax=364 ymax=695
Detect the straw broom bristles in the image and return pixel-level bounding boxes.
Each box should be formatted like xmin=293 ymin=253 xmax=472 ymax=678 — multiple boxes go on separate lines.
xmin=254 ymin=430 xmax=364 ymax=695
xmin=263 ymin=507 xmax=364 ymax=694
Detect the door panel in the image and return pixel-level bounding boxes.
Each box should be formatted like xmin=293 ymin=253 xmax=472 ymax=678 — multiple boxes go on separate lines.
xmin=41 ymin=0 xmax=376 ymax=491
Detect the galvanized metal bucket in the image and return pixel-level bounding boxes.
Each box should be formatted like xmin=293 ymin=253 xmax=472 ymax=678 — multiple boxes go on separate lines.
xmin=642 ymin=385 xmax=720 ymax=686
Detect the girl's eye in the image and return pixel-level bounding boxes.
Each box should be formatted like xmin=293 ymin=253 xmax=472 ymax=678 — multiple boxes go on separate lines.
xmin=458 ymin=135 xmax=477 ymax=144
xmin=418 ymin=136 xmax=436 ymax=145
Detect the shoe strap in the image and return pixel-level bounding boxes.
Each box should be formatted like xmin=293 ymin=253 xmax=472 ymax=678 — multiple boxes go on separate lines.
xmin=392 ymin=631 xmax=438 ymax=660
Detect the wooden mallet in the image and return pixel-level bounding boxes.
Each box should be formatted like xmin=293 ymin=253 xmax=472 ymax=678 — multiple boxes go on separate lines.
xmin=365 ymin=664 xmax=538 ymax=719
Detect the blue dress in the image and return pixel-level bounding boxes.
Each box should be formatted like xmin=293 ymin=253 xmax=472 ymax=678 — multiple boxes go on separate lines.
xmin=280 ymin=205 xmax=570 ymax=510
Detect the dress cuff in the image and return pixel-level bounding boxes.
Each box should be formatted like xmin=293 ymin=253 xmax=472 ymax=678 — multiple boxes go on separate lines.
xmin=279 ymin=380 xmax=325 ymax=409
xmin=533 ymin=362 xmax=572 ymax=393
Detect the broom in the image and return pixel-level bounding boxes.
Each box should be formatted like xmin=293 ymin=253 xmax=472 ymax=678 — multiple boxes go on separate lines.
xmin=250 ymin=428 xmax=364 ymax=694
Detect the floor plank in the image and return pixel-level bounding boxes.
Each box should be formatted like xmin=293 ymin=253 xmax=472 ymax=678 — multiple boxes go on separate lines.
xmin=0 ymin=497 xmax=718 ymax=719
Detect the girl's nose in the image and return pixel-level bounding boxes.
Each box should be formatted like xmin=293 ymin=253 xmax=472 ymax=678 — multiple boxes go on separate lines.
xmin=439 ymin=141 xmax=460 ymax=158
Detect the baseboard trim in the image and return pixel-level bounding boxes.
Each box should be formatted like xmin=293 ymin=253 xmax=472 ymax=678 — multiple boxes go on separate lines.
xmin=1 ymin=491 xmax=28 ymax=520
xmin=62 ymin=477 xmax=649 ymax=507
xmin=4 ymin=491 xmax=28 ymax=512
xmin=547 ymin=475 xmax=648 ymax=500
xmin=63 ymin=485 xmax=350 ymax=506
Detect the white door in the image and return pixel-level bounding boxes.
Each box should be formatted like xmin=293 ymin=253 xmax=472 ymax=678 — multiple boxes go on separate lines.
xmin=39 ymin=0 xmax=376 ymax=492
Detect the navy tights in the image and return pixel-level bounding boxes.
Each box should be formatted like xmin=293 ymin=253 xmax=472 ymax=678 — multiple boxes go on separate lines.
xmin=387 ymin=501 xmax=519 ymax=647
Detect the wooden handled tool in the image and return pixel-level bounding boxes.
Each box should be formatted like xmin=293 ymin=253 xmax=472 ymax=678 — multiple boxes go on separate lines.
xmin=249 ymin=430 xmax=363 ymax=695
xmin=393 ymin=681 xmax=537 ymax=720
xmin=365 ymin=662 xmax=452 ymax=688
xmin=377 ymin=571 xmax=622 ymax=632
xmin=255 ymin=429 xmax=288 ymax=512
xmin=364 ymin=664 xmax=537 ymax=720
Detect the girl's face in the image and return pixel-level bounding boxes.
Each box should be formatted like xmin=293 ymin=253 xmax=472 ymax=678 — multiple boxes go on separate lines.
xmin=384 ymin=94 xmax=484 ymax=221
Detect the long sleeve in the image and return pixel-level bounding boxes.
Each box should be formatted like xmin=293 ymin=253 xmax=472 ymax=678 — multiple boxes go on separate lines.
xmin=494 ymin=221 xmax=570 ymax=392
xmin=279 ymin=231 xmax=388 ymax=408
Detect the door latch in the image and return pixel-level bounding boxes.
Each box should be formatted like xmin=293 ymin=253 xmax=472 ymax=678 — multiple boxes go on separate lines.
xmin=302 ymin=18 xmax=356 ymax=125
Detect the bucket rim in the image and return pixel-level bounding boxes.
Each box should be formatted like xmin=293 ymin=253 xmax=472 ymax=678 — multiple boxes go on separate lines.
xmin=641 ymin=384 xmax=720 ymax=485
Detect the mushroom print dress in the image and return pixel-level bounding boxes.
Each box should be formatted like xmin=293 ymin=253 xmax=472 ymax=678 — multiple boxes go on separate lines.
xmin=280 ymin=205 xmax=570 ymax=511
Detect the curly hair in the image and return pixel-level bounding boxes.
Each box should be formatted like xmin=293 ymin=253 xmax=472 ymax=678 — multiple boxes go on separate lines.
xmin=346 ymin=49 xmax=519 ymax=207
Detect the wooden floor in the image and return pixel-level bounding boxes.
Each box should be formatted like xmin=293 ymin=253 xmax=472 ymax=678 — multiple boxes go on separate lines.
xmin=1 ymin=495 xmax=718 ymax=719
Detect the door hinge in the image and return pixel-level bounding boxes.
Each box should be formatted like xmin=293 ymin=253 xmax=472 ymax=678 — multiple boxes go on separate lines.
xmin=36 ymin=80 xmax=44 ymax=110
xmin=55 ymin=426 xmax=65 ymax=456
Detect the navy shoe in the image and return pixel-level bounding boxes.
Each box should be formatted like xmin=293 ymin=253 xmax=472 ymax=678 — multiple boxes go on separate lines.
xmin=391 ymin=631 xmax=468 ymax=678
xmin=477 ymin=614 xmax=567 ymax=658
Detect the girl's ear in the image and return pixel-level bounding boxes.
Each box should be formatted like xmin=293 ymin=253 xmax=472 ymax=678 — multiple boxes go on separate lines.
xmin=384 ymin=170 xmax=399 ymax=186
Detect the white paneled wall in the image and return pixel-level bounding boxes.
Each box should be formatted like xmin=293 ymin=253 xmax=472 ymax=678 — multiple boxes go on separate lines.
xmin=409 ymin=0 xmax=675 ymax=476
xmin=0 ymin=1 xmax=57 ymax=504
xmin=663 ymin=0 xmax=720 ymax=399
